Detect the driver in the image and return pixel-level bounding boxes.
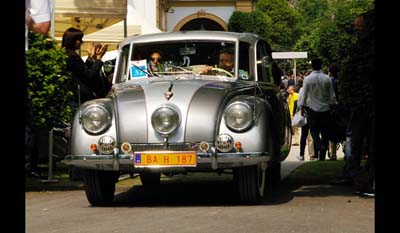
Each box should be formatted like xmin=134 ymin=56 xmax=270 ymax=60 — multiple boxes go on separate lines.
xmin=201 ymin=48 xmax=235 ymax=74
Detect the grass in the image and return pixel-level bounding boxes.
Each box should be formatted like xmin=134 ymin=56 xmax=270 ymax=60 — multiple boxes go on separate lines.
xmin=284 ymin=159 xmax=345 ymax=185
xmin=285 ymin=158 xmax=367 ymax=186
xmin=25 ymin=162 xmax=84 ymax=192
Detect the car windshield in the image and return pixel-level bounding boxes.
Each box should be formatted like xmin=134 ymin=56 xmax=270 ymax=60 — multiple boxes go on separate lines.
xmin=125 ymin=40 xmax=236 ymax=80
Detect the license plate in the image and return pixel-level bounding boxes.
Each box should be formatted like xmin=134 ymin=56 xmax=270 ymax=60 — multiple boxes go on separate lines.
xmin=133 ymin=151 xmax=197 ymax=167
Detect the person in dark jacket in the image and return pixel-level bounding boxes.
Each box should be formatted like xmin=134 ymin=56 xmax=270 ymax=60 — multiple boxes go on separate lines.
xmin=332 ymin=9 xmax=375 ymax=197
xmin=340 ymin=9 xmax=375 ymax=196
xmin=61 ymin=27 xmax=108 ymax=106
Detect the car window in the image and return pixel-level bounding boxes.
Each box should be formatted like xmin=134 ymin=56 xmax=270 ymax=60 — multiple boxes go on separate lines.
xmin=115 ymin=44 xmax=130 ymax=83
xmin=239 ymin=42 xmax=251 ymax=80
xmin=125 ymin=40 xmax=236 ymax=78
xmin=256 ymin=40 xmax=272 ymax=83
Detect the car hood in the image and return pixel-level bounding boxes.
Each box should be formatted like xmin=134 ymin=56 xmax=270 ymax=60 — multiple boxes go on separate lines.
xmin=112 ymin=78 xmax=249 ymax=143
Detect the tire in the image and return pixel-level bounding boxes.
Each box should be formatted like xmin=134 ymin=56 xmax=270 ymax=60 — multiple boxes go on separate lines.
xmin=68 ymin=166 xmax=82 ymax=181
xmin=265 ymin=160 xmax=281 ymax=189
xmin=234 ymin=164 xmax=265 ymax=204
xmin=83 ymin=170 xmax=119 ymax=206
xmin=265 ymin=125 xmax=281 ymax=190
xmin=140 ymin=173 xmax=161 ymax=189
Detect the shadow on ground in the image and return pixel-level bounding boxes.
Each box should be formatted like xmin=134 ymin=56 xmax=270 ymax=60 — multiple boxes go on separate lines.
xmin=25 ymin=176 xmax=84 ymax=192
xmin=27 ymin=160 xmax=358 ymax=205
xmin=110 ymin=174 xmax=355 ymax=207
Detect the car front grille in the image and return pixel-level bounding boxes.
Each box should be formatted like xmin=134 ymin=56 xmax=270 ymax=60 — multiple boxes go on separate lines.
xmin=130 ymin=143 xmax=196 ymax=152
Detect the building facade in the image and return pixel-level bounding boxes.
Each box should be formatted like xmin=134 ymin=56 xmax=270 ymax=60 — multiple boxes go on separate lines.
xmin=156 ymin=0 xmax=254 ymax=32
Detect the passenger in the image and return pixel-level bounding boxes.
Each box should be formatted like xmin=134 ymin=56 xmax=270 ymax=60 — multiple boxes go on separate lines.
xmin=148 ymin=50 xmax=164 ymax=74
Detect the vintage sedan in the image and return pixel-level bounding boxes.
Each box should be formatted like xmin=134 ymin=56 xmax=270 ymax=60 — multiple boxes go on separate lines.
xmin=63 ymin=31 xmax=291 ymax=206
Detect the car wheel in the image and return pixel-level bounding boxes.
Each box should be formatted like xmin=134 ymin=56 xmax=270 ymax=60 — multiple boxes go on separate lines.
xmin=265 ymin=126 xmax=281 ymax=190
xmin=140 ymin=173 xmax=161 ymax=189
xmin=68 ymin=165 xmax=82 ymax=181
xmin=83 ymin=169 xmax=119 ymax=206
xmin=266 ymin=160 xmax=281 ymax=189
xmin=234 ymin=164 xmax=265 ymax=204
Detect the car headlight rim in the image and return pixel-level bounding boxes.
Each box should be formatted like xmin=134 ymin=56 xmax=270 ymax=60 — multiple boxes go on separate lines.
xmin=81 ymin=104 xmax=112 ymax=134
xmin=151 ymin=105 xmax=180 ymax=136
xmin=224 ymin=101 xmax=253 ymax=132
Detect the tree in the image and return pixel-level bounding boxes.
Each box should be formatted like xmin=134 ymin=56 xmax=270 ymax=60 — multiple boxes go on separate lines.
xmin=256 ymin=0 xmax=302 ymax=50
xmin=295 ymin=0 xmax=332 ymax=33
xmin=293 ymin=0 xmax=374 ymax=70
xmin=228 ymin=10 xmax=272 ymax=41
xmin=26 ymin=31 xmax=74 ymax=129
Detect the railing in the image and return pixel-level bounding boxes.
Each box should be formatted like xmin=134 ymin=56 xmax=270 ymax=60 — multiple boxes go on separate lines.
xmin=40 ymin=129 xmax=60 ymax=183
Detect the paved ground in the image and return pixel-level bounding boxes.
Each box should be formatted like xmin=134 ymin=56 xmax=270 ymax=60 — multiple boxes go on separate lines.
xmin=26 ymin=144 xmax=375 ymax=233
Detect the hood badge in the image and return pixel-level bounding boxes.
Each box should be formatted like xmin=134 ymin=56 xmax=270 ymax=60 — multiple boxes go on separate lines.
xmin=164 ymin=91 xmax=173 ymax=100
xmin=164 ymin=82 xmax=174 ymax=100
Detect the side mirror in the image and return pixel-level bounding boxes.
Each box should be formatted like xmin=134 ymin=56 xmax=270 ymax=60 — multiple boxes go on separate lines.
xmin=261 ymin=55 xmax=272 ymax=69
xmin=103 ymin=60 xmax=115 ymax=74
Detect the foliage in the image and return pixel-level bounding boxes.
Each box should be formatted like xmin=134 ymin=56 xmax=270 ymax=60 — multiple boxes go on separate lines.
xmin=228 ymin=10 xmax=272 ymax=41
xmin=256 ymin=0 xmax=302 ymax=50
xmin=26 ymin=31 xmax=74 ymax=129
xmin=292 ymin=0 xmax=374 ymax=71
xmin=338 ymin=8 xmax=375 ymax=106
xmin=295 ymin=0 xmax=332 ymax=34
xmin=226 ymin=0 xmax=375 ymax=77
xmin=293 ymin=30 xmax=320 ymax=72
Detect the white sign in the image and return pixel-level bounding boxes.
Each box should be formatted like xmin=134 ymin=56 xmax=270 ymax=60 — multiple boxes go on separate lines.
xmin=130 ymin=60 xmax=148 ymax=79
xmin=272 ymin=52 xmax=308 ymax=59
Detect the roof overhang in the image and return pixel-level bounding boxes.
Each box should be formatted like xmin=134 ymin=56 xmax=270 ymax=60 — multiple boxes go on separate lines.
xmin=271 ymin=52 xmax=308 ymax=59
xmin=53 ymin=0 xmax=127 ymax=38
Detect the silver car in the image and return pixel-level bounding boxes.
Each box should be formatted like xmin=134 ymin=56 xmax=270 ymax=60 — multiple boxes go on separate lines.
xmin=63 ymin=31 xmax=292 ymax=206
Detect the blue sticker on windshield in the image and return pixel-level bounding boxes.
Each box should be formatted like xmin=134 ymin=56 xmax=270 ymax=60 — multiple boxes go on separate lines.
xmin=130 ymin=60 xmax=148 ymax=79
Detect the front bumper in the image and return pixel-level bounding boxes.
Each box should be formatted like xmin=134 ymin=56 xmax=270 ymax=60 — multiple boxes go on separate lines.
xmin=62 ymin=147 xmax=270 ymax=172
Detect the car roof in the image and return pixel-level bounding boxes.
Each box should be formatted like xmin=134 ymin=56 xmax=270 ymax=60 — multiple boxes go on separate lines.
xmin=118 ymin=30 xmax=261 ymax=48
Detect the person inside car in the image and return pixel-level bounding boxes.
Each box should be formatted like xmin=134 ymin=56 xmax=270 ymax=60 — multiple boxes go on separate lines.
xmin=201 ymin=48 xmax=235 ymax=75
xmin=148 ymin=50 xmax=164 ymax=74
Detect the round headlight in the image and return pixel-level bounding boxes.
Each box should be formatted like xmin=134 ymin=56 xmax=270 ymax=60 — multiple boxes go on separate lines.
xmin=81 ymin=105 xmax=112 ymax=134
xmin=224 ymin=102 xmax=253 ymax=132
xmin=151 ymin=106 xmax=180 ymax=136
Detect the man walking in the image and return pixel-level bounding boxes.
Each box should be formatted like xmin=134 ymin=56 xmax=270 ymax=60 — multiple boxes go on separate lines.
xmin=297 ymin=58 xmax=336 ymax=160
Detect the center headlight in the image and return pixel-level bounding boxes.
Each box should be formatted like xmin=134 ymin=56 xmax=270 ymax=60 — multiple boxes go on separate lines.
xmin=81 ymin=105 xmax=112 ymax=134
xmin=151 ymin=106 xmax=180 ymax=136
xmin=224 ymin=102 xmax=253 ymax=132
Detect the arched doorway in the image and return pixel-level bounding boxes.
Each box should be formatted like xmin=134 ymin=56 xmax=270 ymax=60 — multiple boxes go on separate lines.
xmin=180 ymin=18 xmax=225 ymax=31
xmin=173 ymin=12 xmax=228 ymax=31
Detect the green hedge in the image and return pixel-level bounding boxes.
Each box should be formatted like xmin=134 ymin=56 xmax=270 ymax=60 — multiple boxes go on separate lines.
xmin=26 ymin=31 xmax=74 ymax=128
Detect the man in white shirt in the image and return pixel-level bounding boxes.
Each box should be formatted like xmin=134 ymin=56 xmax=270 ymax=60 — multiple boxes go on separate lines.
xmin=25 ymin=0 xmax=53 ymax=50
xmin=297 ymin=58 xmax=336 ymax=160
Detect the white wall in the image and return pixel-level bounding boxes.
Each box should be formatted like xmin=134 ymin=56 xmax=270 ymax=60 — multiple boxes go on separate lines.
xmin=128 ymin=0 xmax=160 ymax=34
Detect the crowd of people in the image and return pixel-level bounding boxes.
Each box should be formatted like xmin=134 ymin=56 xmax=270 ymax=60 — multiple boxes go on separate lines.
xmin=281 ymin=8 xmax=375 ymax=197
